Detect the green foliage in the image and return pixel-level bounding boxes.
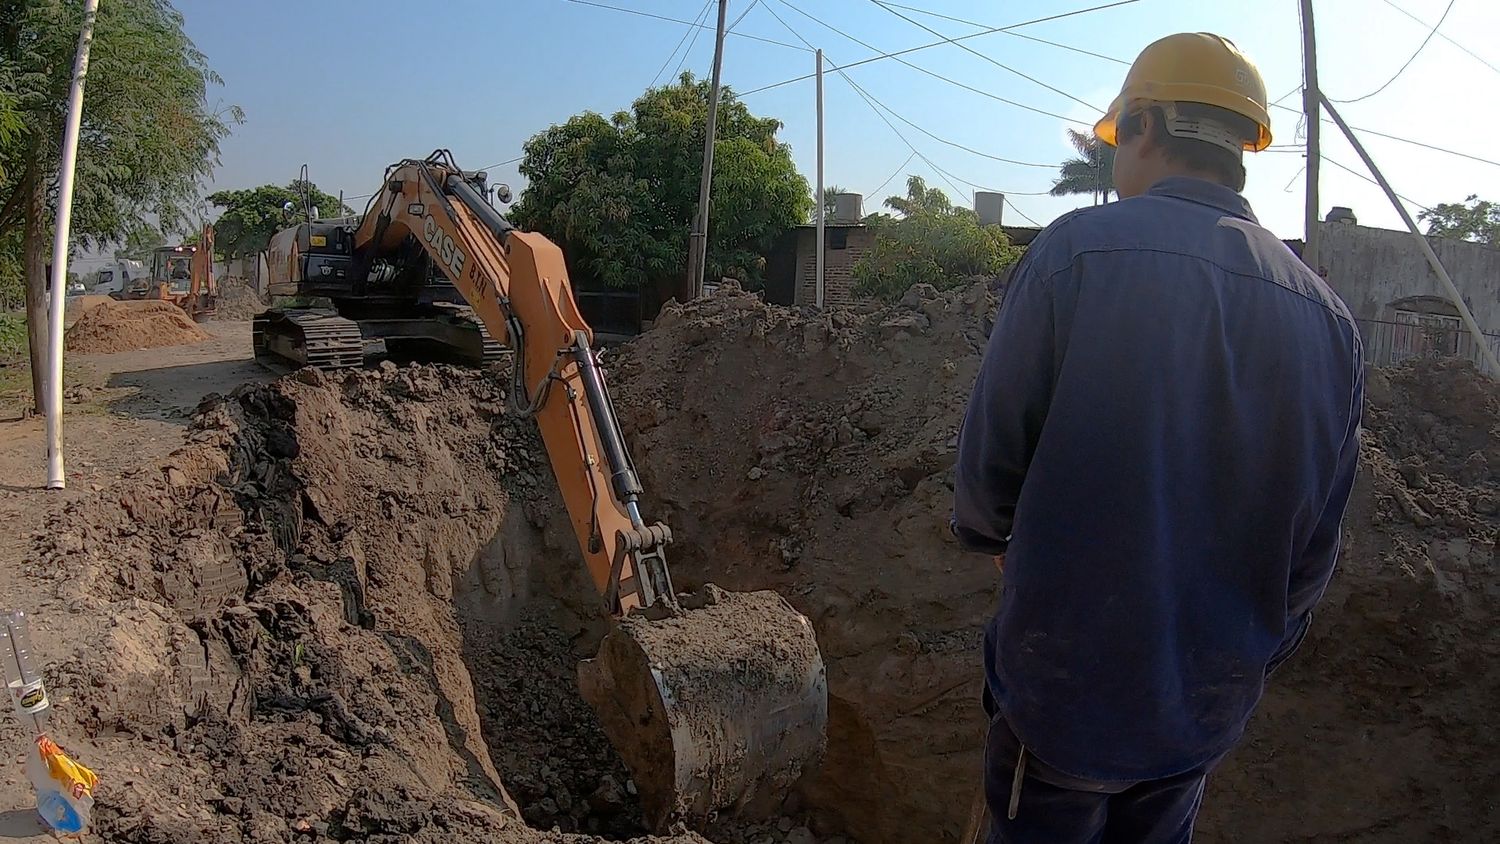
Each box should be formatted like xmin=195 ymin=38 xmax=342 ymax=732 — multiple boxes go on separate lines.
xmin=1419 ymin=195 xmax=1500 ymax=245
xmin=509 ymin=74 xmax=812 ymax=290
xmin=0 ymin=89 xmax=21 ymax=182
xmin=1051 ymin=129 xmax=1115 ymax=205
xmin=853 ymin=176 xmax=1020 ymax=302
xmin=206 ymin=181 xmax=349 ymax=258
xmin=814 ymin=184 xmax=847 ymax=222
xmin=1 ymin=0 xmax=242 ymax=244
xmin=113 ymin=221 xmax=164 ymax=261
xmin=0 ymin=312 xmax=24 ymax=360
xmin=0 ymin=228 xmax=20 ymax=310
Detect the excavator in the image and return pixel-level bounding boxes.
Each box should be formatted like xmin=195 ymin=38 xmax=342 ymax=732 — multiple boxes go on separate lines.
xmin=259 ymin=151 xmax=828 ymax=830
xmin=120 ymin=224 xmax=218 ymax=321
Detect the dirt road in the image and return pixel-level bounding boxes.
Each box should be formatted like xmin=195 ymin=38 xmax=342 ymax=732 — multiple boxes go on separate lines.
xmin=0 ymin=321 xmax=269 ymax=840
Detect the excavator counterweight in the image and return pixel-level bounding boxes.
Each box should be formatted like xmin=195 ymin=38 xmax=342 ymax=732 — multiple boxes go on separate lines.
xmin=261 ymin=151 xmax=827 ymax=831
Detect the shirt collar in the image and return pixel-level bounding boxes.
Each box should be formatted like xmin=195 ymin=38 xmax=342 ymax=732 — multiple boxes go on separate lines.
xmin=1146 ymin=176 xmax=1257 ymax=224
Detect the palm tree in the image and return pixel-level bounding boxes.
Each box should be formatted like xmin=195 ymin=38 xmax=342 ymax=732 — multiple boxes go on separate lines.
xmin=1050 ymin=129 xmax=1115 ymax=205
xmin=813 ymin=185 xmax=849 ymax=222
xmin=885 ymin=176 xmax=952 ymax=216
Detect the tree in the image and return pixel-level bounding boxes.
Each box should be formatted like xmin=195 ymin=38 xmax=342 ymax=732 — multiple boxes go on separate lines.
xmin=1 ymin=0 xmax=241 ymax=411
xmin=853 ymin=176 xmax=1020 ymax=302
xmin=113 ymin=222 xmax=164 ymax=262
xmin=509 ymin=73 xmax=811 ymax=297
xmin=1050 ymin=129 xmax=1115 ymax=205
xmin=1419 ymin=195 xmax=1500 ymax=246
xmin=205 ymin=181 xmax=350 ymax=258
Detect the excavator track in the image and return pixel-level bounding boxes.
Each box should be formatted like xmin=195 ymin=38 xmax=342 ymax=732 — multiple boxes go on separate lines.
xmin=458 ymin=308 xmax=509 ymax=366
xmin=252 ymin=309 xmax=365 ymax=371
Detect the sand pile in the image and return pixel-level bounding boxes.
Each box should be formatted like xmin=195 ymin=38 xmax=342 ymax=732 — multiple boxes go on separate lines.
xmin=214 ymin=277 xmax=266 ymax=321
xmin=605 ymin=285 xmax=1500 ymax=843
xmin=64 ymin=299 xmax=210 ymax=354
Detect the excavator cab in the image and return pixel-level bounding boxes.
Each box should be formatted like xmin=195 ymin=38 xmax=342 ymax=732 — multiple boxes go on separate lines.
xmin=257 ymin=151 xmax=828 ymax=831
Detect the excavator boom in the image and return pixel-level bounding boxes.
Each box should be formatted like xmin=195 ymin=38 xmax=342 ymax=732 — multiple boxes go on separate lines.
xmin=352 ymin=151 xmax=827 ymax=829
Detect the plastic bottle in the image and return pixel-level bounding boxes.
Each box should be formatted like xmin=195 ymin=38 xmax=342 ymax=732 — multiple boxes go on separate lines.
xmin=4 ymin=611 xmax=93 ymax=835
xmin=3 ymin=610 xmax=51 ymax=734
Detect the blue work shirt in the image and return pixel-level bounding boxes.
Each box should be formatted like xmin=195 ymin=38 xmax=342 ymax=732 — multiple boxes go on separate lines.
xmin=954 ymin=177 xmax=1364 ymax=782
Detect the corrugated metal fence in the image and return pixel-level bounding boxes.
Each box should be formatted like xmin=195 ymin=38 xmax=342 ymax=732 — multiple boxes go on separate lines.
xmin=1356 ymin=317 xmax=1500 ymax=377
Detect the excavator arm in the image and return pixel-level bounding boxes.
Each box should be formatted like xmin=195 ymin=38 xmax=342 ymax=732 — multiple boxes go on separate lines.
xmin=352 ymin=151 xmax=672 ymax=613
xmin=347 ymin=151 xmax=826 ymax=831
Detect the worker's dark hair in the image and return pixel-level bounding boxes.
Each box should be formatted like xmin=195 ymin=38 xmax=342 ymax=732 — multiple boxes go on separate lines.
xmin=1117 ymin=104 xmax=1255 ymax=192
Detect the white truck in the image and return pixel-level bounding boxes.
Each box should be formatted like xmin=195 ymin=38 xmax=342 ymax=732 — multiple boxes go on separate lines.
xmin=93 ymin=259 xmax=145 ymax=298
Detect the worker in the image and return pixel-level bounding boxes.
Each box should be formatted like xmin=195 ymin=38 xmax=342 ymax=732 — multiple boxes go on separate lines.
xmin=952 ymin=33 xmax=1363 ymax=843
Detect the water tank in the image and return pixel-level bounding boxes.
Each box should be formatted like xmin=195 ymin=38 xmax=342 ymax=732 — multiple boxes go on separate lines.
xmin=832 ymin=193 xmax=863 ymax=223
xmin=975 ymin=191 xmax=1005 ymax=226
xmin=1325 ymin=206 xmax=1357 ymax=225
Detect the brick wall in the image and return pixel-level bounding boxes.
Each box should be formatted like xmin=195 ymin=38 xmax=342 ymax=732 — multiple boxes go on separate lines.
xmin=794 ymin=226 xmax=875 ymax=307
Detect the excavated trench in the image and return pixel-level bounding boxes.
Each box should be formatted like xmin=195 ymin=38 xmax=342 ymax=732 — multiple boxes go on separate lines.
xmin=22 ymin=284 xmax=1500 ymax=843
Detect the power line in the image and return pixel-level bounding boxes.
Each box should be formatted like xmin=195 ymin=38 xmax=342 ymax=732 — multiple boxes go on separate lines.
xmin=758 ymin=0 xmax=1057 ymax=169
xmin=875 ymin=1 xmax=1130 ymax=65
xmin=672 ymin=0 xmax=715 ymax=79
xmin=1379 ymin=0 xmax=1500 ymax=77
xmin=740 ymin=0 xmax=1140 ymax=96
xmin=727 ymin=0 xmax=761 ymax=32
xmin=652 ymin=0 xmax=713 ymax=87
xmin=1331 ymin=0 xmax=1456 ymax=103
xmin=561 ymin=0 xmax=812 ymax=52
xmin=1323 ymin=156 xmax=1433 ymax=213
xmin=869 ymin=0 xmax=1102 ymax=112
xmin=865 ymin=151 xmax=918 ymax=201
xmin=767 ymin=0 xmax=1087 ymax=124
xmin=1267 ymin=101 xmax=1500 ymax=168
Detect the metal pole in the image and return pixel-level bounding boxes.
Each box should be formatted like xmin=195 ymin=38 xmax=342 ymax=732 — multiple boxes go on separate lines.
xmin=1300 ymin=0 xmax=1322 ymax=269
xmin=45 ymin=0 xmax=100 ymax=491
xmin=1320 ymin=94 xmax=1500 ymax=377
xmin=686 ymin=0 xmax=729 ymax=301
xmin=815 ymin=49 xmax=825 ymax=309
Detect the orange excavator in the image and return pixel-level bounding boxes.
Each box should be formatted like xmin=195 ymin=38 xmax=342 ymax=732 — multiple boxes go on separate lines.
xmin=123 ymin=224 xmax=217 ymax=321
xmin=258 ymin=151 xmax=827 ymax=830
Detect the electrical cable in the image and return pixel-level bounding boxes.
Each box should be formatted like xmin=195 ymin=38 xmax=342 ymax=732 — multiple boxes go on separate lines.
xmin=1379 ymin=0 xmax=1500 ymax=76
xmin=726 ymin=0 xmax=761 ymax=33
xmin=1267 ymin=101 xmax=1500 ymax=168
xmin=874 ymin=1 xmax=1130 ymax=65
xmin=672 ymin=0 xmax=715 ymax=79
xmin=561 ymin=0 xmax=811 ymax=52
xmin=767 ymin=0 xmax=1087 ymax=125
xmin=1323 ymin=155 xmax=1433 ymax=213
xmin=758 ymin=1 xmax=1058 ymax=169
xmin=1330 ymin=0 xmax=1456 ymax=103
xmin=865 ymin=151 xmax=918 ymax=202
xmin=868 ymin=0 xmax=1102 ymax=112
xmin=740 ymin=0 xmax=1140 ymax=96
xmin=652 ymin=0 xmax=714 ymax=87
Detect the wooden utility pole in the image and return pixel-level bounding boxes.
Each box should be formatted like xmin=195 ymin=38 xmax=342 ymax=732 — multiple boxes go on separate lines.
xmin=686 ymin=0 xmax=729 ymax=301
xmin=1300 ymin=0 xmax=1322 ymax=269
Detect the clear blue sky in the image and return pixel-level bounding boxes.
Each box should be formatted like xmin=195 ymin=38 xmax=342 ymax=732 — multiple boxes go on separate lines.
xmin=173 ymin=0 xmax=1500 ymax=241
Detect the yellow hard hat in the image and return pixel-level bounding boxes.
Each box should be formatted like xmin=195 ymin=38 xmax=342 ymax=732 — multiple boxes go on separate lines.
xmin=1094 ymin=32 xmax=1272 ymax=151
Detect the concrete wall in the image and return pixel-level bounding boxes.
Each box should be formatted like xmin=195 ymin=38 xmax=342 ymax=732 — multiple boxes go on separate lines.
xmin=1320 ymin=221 xmax=1500 ymax=332
xmin=792 ymin=225 xmax=875 ymax=307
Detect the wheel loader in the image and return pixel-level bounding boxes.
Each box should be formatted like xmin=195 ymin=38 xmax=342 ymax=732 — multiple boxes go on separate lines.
xmin=258 ymin=150 xmax=828 ymax=830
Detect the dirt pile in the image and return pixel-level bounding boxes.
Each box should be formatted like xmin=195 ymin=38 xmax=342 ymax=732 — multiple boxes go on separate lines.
xmin=215 ymin=277 xmax=266 ymax=321
xmin=24 ymin=362 xmax=703 ymax=843
xmin=605 ymin=285 xmax=1500 ymax=843
xmin=64 ymin=299 xmax=210 ymax=354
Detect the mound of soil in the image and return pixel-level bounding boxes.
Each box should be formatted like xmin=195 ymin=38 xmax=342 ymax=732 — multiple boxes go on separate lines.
xmin=215 ymin=278 xmax=266 ymax=321
xmin=25 ymin=361 xmax=704 ymax=844
xmin=64 ymin=300 xmax=210 ymax=354
xmin=604 ymin=284 xmax=1500 ymax=843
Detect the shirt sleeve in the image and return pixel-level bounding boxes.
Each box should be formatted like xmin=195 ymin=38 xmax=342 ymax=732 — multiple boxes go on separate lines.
xmin=1279 ymin=350 xmax=1365 ymax=653
xmin=951 ymin=250 xmax=1063 ymax=554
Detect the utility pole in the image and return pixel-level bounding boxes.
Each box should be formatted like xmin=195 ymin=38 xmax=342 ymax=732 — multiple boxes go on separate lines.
xmin=1300 ymin=0 xmax=1322 ymax=269
xmin=45 ymin=0 xmax=100 ymax=490
xmin=815 ymin=49 xmax=825 ymax=309
xmin=1321 ymin=95 xmax=1500 ymax=376
xmin=686 ymin=0 xmax=729 ymax=301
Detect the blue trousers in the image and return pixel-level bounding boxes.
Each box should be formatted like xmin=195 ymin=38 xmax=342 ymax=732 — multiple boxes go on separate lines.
xmin=983 ymin=703 xmax=1214 ymax=844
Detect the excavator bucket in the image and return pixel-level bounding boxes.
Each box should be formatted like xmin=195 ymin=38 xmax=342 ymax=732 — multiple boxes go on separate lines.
xmin=578 ymin=585 xmax=827 ymax=831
